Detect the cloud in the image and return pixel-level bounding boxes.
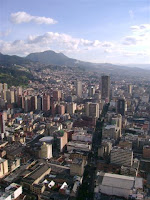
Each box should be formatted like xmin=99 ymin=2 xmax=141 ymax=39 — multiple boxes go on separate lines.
xmin=123 ymin=36 xmax=139 ymax=45
xmin=10 ymin=11 xmax=57 ymax=25
xmin=131 ymin=24 xmax=150 ymax=31
xmin=0 ymin=29 xmax=11 ymax=37
xmin=0 ymin=31 xmax=114 ymax=56
xmin=129 ymin=10 xmax=134 ymax=19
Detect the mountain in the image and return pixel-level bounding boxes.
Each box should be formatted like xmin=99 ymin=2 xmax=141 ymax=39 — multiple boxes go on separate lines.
xmin=0 ymin=52 xmax=29 ymax=66
xmin=26 ymin=50 xmax=78 ymax=66
xmin=0 ymin=53 xmax=34 ymax=86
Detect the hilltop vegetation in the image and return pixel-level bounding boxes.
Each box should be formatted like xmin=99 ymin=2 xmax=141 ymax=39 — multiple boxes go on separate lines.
xmin=0 ymin=65 xmax=33 ymax=86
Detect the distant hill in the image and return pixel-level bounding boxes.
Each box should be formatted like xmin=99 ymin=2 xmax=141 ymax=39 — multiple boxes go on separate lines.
xmin=0 ymin=52 xmax=29 ymax=66
xmin=1 ymin=51 xmax=150 ymax=80
xmin=26 ymin=50 xmax=78 ymax=66
xmin=0 ymin=53 xmax=33 ymax=86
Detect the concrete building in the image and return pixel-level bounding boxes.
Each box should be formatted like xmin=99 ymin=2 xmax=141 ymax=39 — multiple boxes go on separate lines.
xmin=95 ymin=172 xmax=143 ymax=199
xmin=76 ymin=81 xmax=82 ymax=98
xmin=101 ymin=75 xmax=110 ymax=102
xmin=143 ymin=145 xmax=150 ymax=159
xmin=53 ymin=90 xmax=61 ymax=101
xmin=110 ymin=146 xmax=133 ymax=167
xmin=72 ymin=132 xmax=92 ymax=143
xmin=117 ymin=98 xmax=127 ymax=116
xmin=85 ymin=102 xmax=99 ymax=118
xmin=0 ymin=112 xmax=5 ymax=134
xmin=102 ymin=125 xmax=121 ymax=140
xmin=42 ymin=94 xmax=50 ymax=111
xmin=67 ymin=102 xmax=76 ymax=115
xmin=88 ymin=85 xmax=95 ymax=97
xmin=67 ymin=141 xmax=92 ymax=152
xmin=5 ymin=183 xmax=22 ymax=200
xmin=0 ymin=158 xmax=8 ymax=178
xmin=39 ymin=142 xmax=53 ymax=159
xmin=128 ymin=84 xmax=132 ymax=94
xmin=98 ymin=140 xmax=112 ymax=158
xmin=70 ymin=158 xmax=85 ymax=176
xmin=37 ymin=95 xmax=42 ymax=111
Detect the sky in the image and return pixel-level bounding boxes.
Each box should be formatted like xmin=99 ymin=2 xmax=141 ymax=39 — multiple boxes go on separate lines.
xmin=0 ymin=0 xmax=150 ymax=64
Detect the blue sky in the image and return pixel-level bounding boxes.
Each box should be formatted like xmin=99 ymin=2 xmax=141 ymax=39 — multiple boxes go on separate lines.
xmin=0 ymin=0 xmax=150 ymax=64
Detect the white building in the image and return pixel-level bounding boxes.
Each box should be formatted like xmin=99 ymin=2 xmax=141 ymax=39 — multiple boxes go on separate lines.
xmin=95 ymin=172 xmax=143 ymax=199
xmin=5 ymin=183 xmax=22 ymax=199
xmin=67 ymin=141 xmax=91 ymax=152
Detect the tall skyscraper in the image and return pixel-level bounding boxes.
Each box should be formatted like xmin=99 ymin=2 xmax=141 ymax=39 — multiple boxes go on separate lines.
xmin=88 ymin=85 xmax=95 ymax=97
xmin=128 ymin=84 xmax=132 ymax=95
xmin=0 ymin=112 xmax=5 ymax=134
xmin=37 ymin=95 xmax=42 ymax=111
xmin=117 ymin=98 xmax=126 ymax=116
xmin=3 ymin=83 xmax=8 ymax=91
xmin=101 ymin=75 xmax=110 ymax=102
xmin=76 ymin=81 xmax=82 ymax=98
xmin=53 ymin=90 xmax=61 ymax=101
xmin=42 ymin=94 xmax=50 ymax=111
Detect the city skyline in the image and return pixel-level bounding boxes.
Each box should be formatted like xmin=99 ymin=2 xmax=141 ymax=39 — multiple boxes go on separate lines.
xmin=0 ymin=0 xmax=150 ymax=64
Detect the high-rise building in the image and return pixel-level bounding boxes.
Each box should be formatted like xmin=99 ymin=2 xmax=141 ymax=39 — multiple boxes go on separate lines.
xmin=42 ymin=94 xmax=50 ymax=111
xmin=67 ymin=102 xmax=77 ymax=115
xmin=31 ymin=96 xmax=37 ymax=111
xmin=85 ymin=102 xmax=99 ymax=118
xmin=53 ymin=90 xmax=61 ymax=101
xmin=128 ymin=84 xmax=132 ymax=94
xmin=76 ymin=81 xmax=82 ymax=98
xmin=101 ymin=75 xmax=110 ymax=102
xmin=117 ymin=98 xmax=126 ymax=116
xmin=110 ymin=146 xmax=133 ymax=167
xmin=0 ymin=112 xmax=5 ymax=134
xmin=3 ymin=83 xmax=8 ymax=91
xmin=17 ymin=86 xmax=22 ymax=96
xmin=0 ymin=83 xmax=3 ymax=92
xmin=37 ymin=95 xmax=42 ymax=111
xmin=88 ymin=85 xmax=95 ymax=97
xmin=58 ymin=104 xmax=65 ymax=115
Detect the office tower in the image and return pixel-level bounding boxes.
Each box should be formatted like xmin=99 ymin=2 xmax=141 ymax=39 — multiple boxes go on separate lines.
xmin=85 ymin=102 xmax=99 ymax=118
xmin=67 ymin=102 xmax=77 ymax=115
xmin=37 ymin=95 xmax=42 ymax=111
xmin=88 ymin=85 xmax=95 ymax=97
xmin=53 ymin=90 xmax=61 ymax=101
xmin=76 ymin=81 xmax=82 ymax=98
xmin=117 ymin=98 xmax=126 ymax=116
xmin=101 ymin=75 xmax=110 ymax=102
xmin=110 ymin=147 xmax=133 ymax=167
xmin=0 ymin=112 xmax=5 ymax=134
xmin=42 ymin=94 xmax=50 ymax=111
